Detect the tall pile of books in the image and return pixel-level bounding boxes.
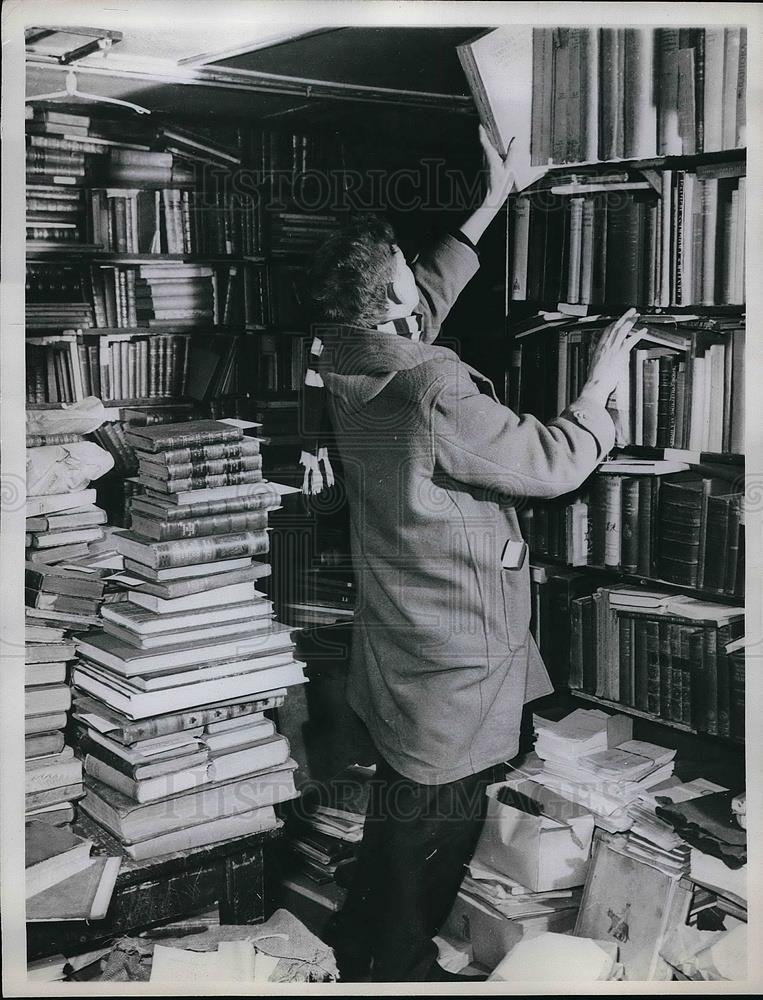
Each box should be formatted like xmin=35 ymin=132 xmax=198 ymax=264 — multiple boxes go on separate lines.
xmin=70 ymin=419 xmax=307 ymax=860
xmin=25 ymin=421 xmax=118 ymax=827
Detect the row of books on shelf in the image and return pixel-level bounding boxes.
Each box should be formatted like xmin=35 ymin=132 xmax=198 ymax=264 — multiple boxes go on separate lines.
xmin=538 ymin=27 xmax=746 ymax=164
xmin=245 ymin=128 xmax=348 ymax=184
xmin=569 ymin=586 xmax=743 ymax=739
xmin=510 ymin=316 xmax=744 ymax=454
xmin=26 ymin=328 xmax=243 ymax=407
xmin=26 ymin=262 xmax=244 ymax=332
xmin=511 ymin=167 xmax=745 ymax=308
xmin=84 ymin=185 xmax=263 ymax=257
xmin=26 ymin=142 xmax=195 ymax=190
xmin=521 ymin=467 xmax=744 ymax=597
xmin=26 ymin=258 xmax=303 ymax=333
xmin=527 ymin=571 xmax=744 ymax=738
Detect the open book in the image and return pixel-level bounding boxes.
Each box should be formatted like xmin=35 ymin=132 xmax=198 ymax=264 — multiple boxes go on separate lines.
xmin=457 ymin=27 xmax=549 ymax=192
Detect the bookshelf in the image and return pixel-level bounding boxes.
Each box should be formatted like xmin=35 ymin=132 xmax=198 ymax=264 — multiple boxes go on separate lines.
xmin=506 ymin=26 xmax=747 ymax=747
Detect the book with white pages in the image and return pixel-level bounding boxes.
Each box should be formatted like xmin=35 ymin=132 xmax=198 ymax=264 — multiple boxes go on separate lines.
xmin=128 ymin=582 xmax=263 ymax=614
xmin=79 ymin=648 xmax=298 ymax=692
xmin=201 ymin=718 xmax=275 ymax=752
xmin=102 ymin=614 xmax=275 ymax=649
xmin=100 ymin=598 xmax=273 ymax=635
xmin=76 ymin=624 xmax=294 ymax=676
xmin=123 ymin=555 xmax=253 ymax=582
xmin=206 ymin=734 xmax=290 ymax=782
xmin=71 ymin=659 xmax=307 ymax=719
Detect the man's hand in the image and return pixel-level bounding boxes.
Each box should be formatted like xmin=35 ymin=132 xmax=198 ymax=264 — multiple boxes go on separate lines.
xmin=458 ymin=125 xmax=516 ymax=246
xmin=583 ymin=309 xmax=646 ymax=406
xmin=479 ymin=124 xmax=516 ymax=210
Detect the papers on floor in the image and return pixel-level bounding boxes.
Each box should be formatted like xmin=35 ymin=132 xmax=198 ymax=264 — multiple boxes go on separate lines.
xmin=150 ymin=941 xmax=279 ymax=983
xmin=487 ymin=931 xmax=622 ymax=982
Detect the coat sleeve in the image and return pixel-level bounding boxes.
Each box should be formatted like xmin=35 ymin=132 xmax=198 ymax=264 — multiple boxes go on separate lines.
xmin=413 ymin=234 xmax=480 ymax=344
xmin=432 ymin=367 xmax=616 ymax=499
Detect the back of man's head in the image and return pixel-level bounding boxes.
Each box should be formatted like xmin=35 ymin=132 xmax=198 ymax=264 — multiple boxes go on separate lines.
xmin=309 ymin=214 xmax=397 ymax=327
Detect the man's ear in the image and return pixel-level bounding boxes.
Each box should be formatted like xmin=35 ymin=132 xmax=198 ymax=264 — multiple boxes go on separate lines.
xmin=386 ymin=281 xmax=404 ymax=305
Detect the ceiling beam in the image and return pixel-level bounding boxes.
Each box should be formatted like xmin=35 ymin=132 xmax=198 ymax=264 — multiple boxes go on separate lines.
xmin=25 ymin=55 xmax=474 ymax=114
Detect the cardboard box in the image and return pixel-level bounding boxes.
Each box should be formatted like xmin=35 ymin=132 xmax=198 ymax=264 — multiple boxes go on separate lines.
xmin=472 ymin=778 xmax=595 ymax=892
xmin=443 ymin=892 xmax=578 ymax=971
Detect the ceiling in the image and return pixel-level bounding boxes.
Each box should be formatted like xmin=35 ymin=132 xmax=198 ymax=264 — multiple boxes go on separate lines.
xmin=25 ymin=23 xmax=480 ymax=149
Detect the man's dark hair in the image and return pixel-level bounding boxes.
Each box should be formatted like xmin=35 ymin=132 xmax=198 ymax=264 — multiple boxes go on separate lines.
xmin=308 ymin=214 xmax=397 ymax=326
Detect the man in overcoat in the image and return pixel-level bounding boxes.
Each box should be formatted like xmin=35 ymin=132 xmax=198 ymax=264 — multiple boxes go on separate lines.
xmin=306 ymin=127 xmax=643 ymax=982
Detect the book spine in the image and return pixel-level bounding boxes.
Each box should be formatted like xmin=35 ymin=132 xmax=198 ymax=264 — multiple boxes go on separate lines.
xmin=633 ymin=616 xmax=649 ymax=712
xmin=645 ymin=618 xmax=661 ymax=717
xmin=619 ymin=477 xmax=639 ymax=574
xmin=124 ymin=530 xmax=269 ymax=569
xmin=603 ymin=475 xmax=622 ymax=569
xmin=132 ymin=508 xmax=269 ymax=541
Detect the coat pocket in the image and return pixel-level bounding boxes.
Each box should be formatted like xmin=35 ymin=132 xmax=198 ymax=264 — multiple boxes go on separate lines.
xmin=500 ymin=561 xmax=532 ymax=651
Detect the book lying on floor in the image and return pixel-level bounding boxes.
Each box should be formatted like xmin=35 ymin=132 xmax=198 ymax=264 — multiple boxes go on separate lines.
xmin=26 ymin=856 xmax=121 ymax=922
xmin=25 ymin=821 xmax=93 ymax=899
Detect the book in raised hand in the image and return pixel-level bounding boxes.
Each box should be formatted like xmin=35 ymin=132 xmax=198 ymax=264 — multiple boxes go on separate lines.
xmin=457 ymin=26 xmax=549 ymax=191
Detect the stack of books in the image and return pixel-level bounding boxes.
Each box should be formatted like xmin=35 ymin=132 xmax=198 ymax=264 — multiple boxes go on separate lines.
xmin=25 ymin=819 xmax=120 ymax=922
xmin=101 ymin=148 xmax=194 ymax=188
xmin=25 ymin=303 xmax=95 ymax=333
xmin=567 ymin=589 xmax=744 ymax=737
xmin=26 ymin=110 xmax=91 ymax=184
xmin=25 ymin=419 xmax=123 ymax=827
xmin=69 ymin=419 xmax=306 ymax=859
xmin=26 ymin=485 xmax=109 ymax=567
xmin=617 ymin=775 xmax=728 ymax=879
xmin=289 ymin=764 xmax=372 ymax=884
xmin=26 ymin=184 xmax=85 ymax=246
xmin=25 ymin=621 xmax=82 ymax=826
xmin=452 ymin=858 xmax=583 ymax=937
xmin=128 ymin=263 xmax=215 ymax=328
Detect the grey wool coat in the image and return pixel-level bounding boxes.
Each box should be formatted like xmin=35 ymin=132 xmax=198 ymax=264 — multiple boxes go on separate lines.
xmin=318 ymin=234 xmax=616 ymax=784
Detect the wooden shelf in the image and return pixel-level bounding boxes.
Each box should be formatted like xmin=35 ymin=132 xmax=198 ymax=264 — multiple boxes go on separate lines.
xmin=529 ymin=557 xmax=743 ymax=604
xmin=571 ymin=691 xmax=698 ymax=733
xmin=502 ymin=299 xmax=746 ymax=318
xmin=571 ymin=691 xmax=744 ymax=746
xmin=531 ymin=147 xmax=746 ymax=179
xmin=26 ymin=249 xmax=263 ymax=264
xmin=613 ymin=446 xmax=744 ymax=466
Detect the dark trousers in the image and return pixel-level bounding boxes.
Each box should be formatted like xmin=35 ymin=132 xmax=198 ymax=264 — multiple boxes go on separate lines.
xmin=330 ymin=751 xmax=499 ymax=982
